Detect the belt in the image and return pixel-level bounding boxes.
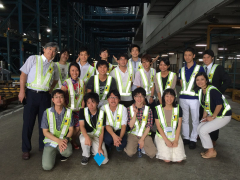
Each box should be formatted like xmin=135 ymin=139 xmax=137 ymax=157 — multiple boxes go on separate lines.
xmin=27 ymin=89 xmax=49 ymax=94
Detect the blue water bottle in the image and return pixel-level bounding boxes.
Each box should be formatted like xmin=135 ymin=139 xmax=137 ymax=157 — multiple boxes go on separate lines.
xmin=138 ymin=144 xmax=142 ymax=158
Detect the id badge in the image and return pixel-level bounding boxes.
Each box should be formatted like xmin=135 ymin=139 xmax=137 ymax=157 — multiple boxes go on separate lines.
xmin=165 ymin=127 xmax=172 ymax=133
xmin=205 ymin=103 xmax=210 ymax=110
xmin=50 ymin=143 xmax=58 ymax=148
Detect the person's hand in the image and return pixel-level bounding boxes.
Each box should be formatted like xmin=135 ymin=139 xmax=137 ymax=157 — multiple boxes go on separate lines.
xmin=113 ymin=55 xmax=118 ymax=62
xmin=85 ymin=136 xmax=92 ymax=146
xmin=76 ymin=56 xmax=80 ymax=63
xmin=149 ymin=97 xmax=153 ymax=104
xmin=98 ymin=148 xmax=104 ymax=155
xmin=112 ymin=134 xmax=122 ymax=147
xmin=18 ymin=90 xmax=26 ymax=103
xmin=172 ymin=140 xmax=178 ymax=147
xmin=206 ymin=116 xmax=215 ymax=122
xmin=58 ymin=139 xmax=68 ymax=153
xmin=133 ymin=105 xmax=138 ymax=116
xmin=151 ymin=55 xmax=160 ymax=64
xmin=138 ymin=139 xmax=144 ymax=149
xmin=165 ymin=140 xmax=173 ymax=147
xmin=49 ymin=88 xmax=53 ymax=95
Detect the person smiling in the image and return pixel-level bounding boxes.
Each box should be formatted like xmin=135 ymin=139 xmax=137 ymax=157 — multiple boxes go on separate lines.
xmin=155 ymin=57 xmax=177 ymax=105
xmin=61 ymin=62 xmax=85 ymax=149
xmin=194 ymin=72 xmax=231 ymax=158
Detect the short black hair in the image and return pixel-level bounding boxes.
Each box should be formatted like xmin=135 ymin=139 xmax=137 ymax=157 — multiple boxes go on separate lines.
xmin=117 ymin=53 xmax=129 ymax=61
xmin=96 ymin=60 xmax=109 ymax=70
xmin=99 ymin=48 xmax=110 ymax=55
xmin=141 ymin=54 xmax=152 ymax=63
xmin=79 ymin=47 xmax=90 ymax=55
xmin=162 ymin=89 xmax=177 ymax=107
xmin=203 ymin=49 xmax=214 ymax=57
xmin=132 ymin=87 xmax=146 ymax=99
xmin=184 ymin=47 xmax=195 ymax=55
xmin=193 ymin=72 xmax=211 ymax=92
xmin=68 ymin=62 xmax=81 ymax=77
xmin=129 ymin=44 xmax=140 ymax=52
xmin=107 ymin=90 xmax=120 ymax=100
xmin=84 ymin=92 xmax=100 ymax=105
xmin=51 ymin=89 xmax=65 ymax=98
xmin=159 ymin=57 xmax=170 ymax=66
xmin=59 ymin=48 xmax=70 ymax=58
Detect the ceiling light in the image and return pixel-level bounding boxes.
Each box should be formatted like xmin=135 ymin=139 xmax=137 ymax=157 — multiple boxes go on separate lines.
xmin=237 ymin=55 xmax=240 ymax=56
xmin=161 ymin=54 xmax=168 ymax=57
xmin=0 ymin=3 xmax=4 ymax=8
xmin=47 ymin=28 xmax=51 ymax=32
xmin=70 ymin=54 xmax=72 ymax=55
xmin=168 ymin=53 xmax=174 ymax=55
xmin=195 ymin=44 xmax=207 ymax=47
xmin=199 ymin=59 xmax=203 ymax=61
xmin=219 ymin=56 xmax=223 ymax=58
xmin=23 ymin=33 xmax=26 ymax=36
xmin=57 ymin=51 xmax=60 ymax=53
xmin=218 ymin=48 xmax=227 ymax=50
xmin=232 ymin=27 xmax=240 ymax=29
xmin=217 ymin=59 xmax=219 ymax=60
xmin=198 ymin=52 xmax=203 ymax=54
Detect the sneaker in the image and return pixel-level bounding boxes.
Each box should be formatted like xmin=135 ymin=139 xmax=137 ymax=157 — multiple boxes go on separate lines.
xmin=189 ymin=141 xmax=196 ymax=149
xmin=60 ymin=155 xmax=68 ymax=162
xmin=116 ymin=147 xmax=123 ymax=152
xmin=183 ymin=139 xmax=190 ymax=145
xmin=81 ymin=156 xmax=89 ymax=165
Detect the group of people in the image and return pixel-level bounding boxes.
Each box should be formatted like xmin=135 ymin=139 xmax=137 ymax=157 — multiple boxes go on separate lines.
xmin=18 ymin=42 xmax=232 ymax=170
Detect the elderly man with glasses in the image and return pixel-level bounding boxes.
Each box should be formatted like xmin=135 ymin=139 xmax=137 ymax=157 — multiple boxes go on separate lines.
xmin=18 ymin=42 xmax=59 ymax=160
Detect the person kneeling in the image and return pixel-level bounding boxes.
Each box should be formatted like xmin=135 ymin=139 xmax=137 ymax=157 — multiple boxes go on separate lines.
xmin=41 ymin=89 xmax=73 ymax=171
xmin=124 ymin=87 xmax=157 ymax=158
xmin=101 ymin=90 xmax=128 ymax=152
xmin=155 ymin=89 xmax=186 ymax=163
xmin=79 ymin=92 xmax=109 ymax=165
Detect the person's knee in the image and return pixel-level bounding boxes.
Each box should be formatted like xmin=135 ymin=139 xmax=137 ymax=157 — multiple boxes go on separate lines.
xmin=148 ymin=150 xmax=157 ymax=159
xmin=199 ymin=127 xmax=208 ymax=136
xmin=124 ymin=148 xmax=135 ymax=157
xmin=42 ymin=163 xmax=54 ymax=171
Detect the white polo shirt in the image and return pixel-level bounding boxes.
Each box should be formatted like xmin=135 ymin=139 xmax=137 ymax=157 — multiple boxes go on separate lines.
xmin=78 ymin=62 xmax=94 ymax=83
xmin=128 ymin=58 xmax=141 ymax=91
xmin=20 ymin=54 xmax=54 ymax=91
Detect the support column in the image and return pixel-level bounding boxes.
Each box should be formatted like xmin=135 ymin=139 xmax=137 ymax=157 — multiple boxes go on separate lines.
xmin=36 ymin=0 xmax=41 ymax=55
xmin=49 ymin=0 xmax=52 ymax=41
xmin=18 ymin=0 xmax=23 ymax=66
xmin=211 ymin=44 xmax=218 ymax=61
xmin=58 ymin=0 xmax=61 ymax=51
xmin=7 ymin=30 xmax=10 ymax=71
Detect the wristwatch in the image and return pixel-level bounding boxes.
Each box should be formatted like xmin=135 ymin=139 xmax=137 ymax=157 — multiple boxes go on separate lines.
xmin=65 ymin=137 xmax=70 ymax=142
xmin=212 ymin=116 xmax=216 ymax=119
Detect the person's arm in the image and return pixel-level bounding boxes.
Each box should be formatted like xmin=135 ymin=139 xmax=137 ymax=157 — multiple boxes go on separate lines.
xmin=98 ymin=126 xmax=105 ymax=155
xmin=172 ymin=117 xmax=182 ymax=147
xmin=86 ymin=76 xmax=94 ymax=93
xmin=49 ymin=80 xmax=58 ymax=94
xmin=149 ymin=84 xmax=155 ymax=104
xmin=119 ymin=125 xmax=126 ymax=139
xmin=87 ymin=89 xmax=92 ymax=93
xmin=129 ymin=106 xmax=138 ymax=128
xmin=81 ymin=85 xmax=85 ymax=107
xmin=206 ymin=105 xmax=222 ymax=121
xmin=171 ymin=74 xmax=177 ymax=90
xmin=18 ymin=72 xmax=27 ymax=103
xmin=79 ymin=120 xmax=91 ymax=146
xmin=106 ymin=125 xmax=121 ymax=147
xmin=138 ymin=127 xmax=150 ymax=149
xmin=151 ymin=55 xmax=160 ymax=65
xmin=217 ymin=66 xmax=232 ymax=93
xmin=155 ymin=119 xmax=172 ymax=147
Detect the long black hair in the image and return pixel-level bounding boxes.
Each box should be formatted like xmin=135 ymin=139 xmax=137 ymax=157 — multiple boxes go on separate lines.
xmin=162 ymin=88 xmax=177 ymax=107
xmin=68 ymin=62 xmax=81 ymax=78
xmin=193 ymin=72 xmax=211 ymax=92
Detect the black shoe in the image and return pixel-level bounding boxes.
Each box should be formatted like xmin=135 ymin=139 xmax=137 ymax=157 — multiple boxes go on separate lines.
xmin=60 ymin=155 xmax=68 ymax=162
xmin=81 ymin=156 xmax=89 ymax=165
xmin=189 ymin=141 xmax=196 ymax=149
xmin=183 ymin=139 xmax=190 ymax=145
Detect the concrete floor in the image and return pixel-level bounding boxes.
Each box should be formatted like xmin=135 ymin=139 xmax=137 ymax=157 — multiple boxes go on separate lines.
xmin=0 ymin=91 xmax=240 ymax=180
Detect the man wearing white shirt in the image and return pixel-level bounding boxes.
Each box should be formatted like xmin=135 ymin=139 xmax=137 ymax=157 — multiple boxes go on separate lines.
xmin=18 ymin=42 xmax=59 ymax=160
xmin=110 ymin=54 xmax=134 ymax=107
xmin=101 ymin=90 xmax=128 ymax=152
xmin=76 ymin=47 xmax=95 ymax=84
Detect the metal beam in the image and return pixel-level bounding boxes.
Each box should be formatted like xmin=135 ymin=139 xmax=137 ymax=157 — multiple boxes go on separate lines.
xmin=58 ymin=0 xmax=61 ymax=51
xmin=49 ymin=0 xmax=53 ymax=41
xmin=7 ymin=31 xmax=10 ymax=71
xmin=0 ymin=5 xmax=18 ymax=30
xmin=18 ymin=0 xmax=24 ymax=67
xmin=36 ymin=0 xmax=40 ymax=55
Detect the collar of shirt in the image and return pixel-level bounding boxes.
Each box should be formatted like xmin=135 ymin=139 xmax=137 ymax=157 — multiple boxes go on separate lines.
xmin=130 ymin=58 xmax=141 ymax=62
xmin=50 ymin=106 xmax=66 ymax=115
xmin=144 ymin=68 xmax=151 ymax=73
xmin=133 ymin=103 xmax=146 ymax=111
xmin=206 ymin=62 xmax=213 ymax=70
xmin=41 ymin=54 xmax=53 ymax=63
xmin=185 ymin=61 xmax=196 ymax=70
xmin=117 ymin=66 xmax=128 ymax=74
xmin=71 ymin=77 xmax=79 ymax=84
xmin=79 ymin=62 xmax=89 ymax=68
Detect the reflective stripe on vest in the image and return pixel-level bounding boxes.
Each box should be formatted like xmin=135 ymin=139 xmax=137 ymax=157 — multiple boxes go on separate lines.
xmin=44 ymin=108 xmax=72 ymax=145
xmin=155 ymin=105 xmax=179 ymax=140
xmin=104 ymin=103 xmax=123 ymax=131
xmin=26 ymin=55 xmax=54 ymax=91
xmin=180 ymin=65 xmax=200 ymax=96
xmin=114 ymin=68 xmax=133 ymax=96
xmin=94 ymin=75 xmax=112 ymax=101
xmin=128 ymin=59 xmax=143 ymax=72
xmin=84 ymin=107 xmax=104 ymax=137
xmin=55 ymin=62 xmax=69 ymax=89
xmin=198 ymin=85 xmax=231 ymax=118
xmin=129 ymin=105 xmax=150 ymax=137
xmin=139 ymin=68 xmax=155 ymax=96
xmin=207 ymin=64 xmax=219 ymax=83
xmin=66 ymin=78 xmax=84 ymax=111
xmin=156 ymin=71 xmax=175 ymax=97
xmin=82 ymin=65 xmax=95 ymax=84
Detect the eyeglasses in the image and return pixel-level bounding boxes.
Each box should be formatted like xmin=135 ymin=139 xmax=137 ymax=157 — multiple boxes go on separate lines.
xmin=109 ymin=96 xmax=118 ymax=100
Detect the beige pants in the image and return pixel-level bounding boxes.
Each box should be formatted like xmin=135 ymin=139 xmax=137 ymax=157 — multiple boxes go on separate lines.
xmin=79 ymin=133 xmax=109 ymax=164
xmin=124 ymin=134 xmax=157 ymax=158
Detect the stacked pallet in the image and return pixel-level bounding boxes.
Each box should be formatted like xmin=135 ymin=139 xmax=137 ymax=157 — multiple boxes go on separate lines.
xmin=0 ymin=87 xmax=20 ymax=100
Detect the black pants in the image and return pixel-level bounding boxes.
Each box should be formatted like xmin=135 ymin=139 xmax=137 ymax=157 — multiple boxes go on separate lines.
xmin=199 ymin=105 xmax=219 ymax=141
xmin=22 ymin=89 xmax=51 ymax=152
xmin=103 ymin=129 xmax=127 ymax=150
